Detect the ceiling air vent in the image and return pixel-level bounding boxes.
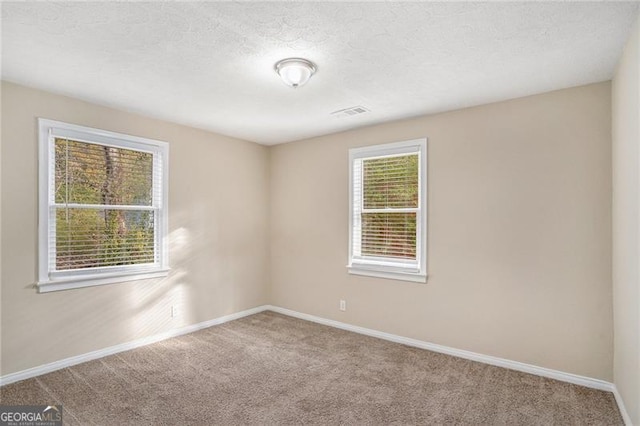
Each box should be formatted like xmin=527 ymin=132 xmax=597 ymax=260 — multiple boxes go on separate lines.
xmin=330 ymin=106 xmax=370 ymax=118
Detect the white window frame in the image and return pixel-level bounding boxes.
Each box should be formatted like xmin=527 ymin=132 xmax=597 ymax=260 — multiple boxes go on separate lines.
xmin=37 ymin=119 xmax=169 ymax=293
xmin=348 ymin=138 xmax=427 ymax=283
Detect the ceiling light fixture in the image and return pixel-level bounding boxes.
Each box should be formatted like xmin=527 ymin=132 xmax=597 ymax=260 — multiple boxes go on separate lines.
xmin=274 ymin=58 xmax=316 ymax=88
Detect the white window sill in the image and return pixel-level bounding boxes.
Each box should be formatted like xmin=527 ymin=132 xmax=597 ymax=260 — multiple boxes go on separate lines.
xmin=347 ymin=265 xmax=427 ymax=283
xmin=37 ymin=269 xmax=170 ymax=293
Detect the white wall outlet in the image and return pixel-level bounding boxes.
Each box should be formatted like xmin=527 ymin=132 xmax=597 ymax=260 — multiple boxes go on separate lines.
xmin=171 ymin=305 xmax=178 ymax=318
xmin=339 ymin=300 xmax=346 ymax=311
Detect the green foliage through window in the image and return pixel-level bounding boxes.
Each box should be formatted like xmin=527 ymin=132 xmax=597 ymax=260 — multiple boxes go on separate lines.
xmin=54 ymin=138 xmax=155 ymax=271
xmin=361 ymin=154 xmax=418 ymax=260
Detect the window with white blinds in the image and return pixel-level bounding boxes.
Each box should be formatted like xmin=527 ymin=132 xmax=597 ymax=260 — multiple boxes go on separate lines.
xmin=348 ymin=139 xmax=427 ymax=282
xmin=38 ymin=119 xmax=169 ymax=292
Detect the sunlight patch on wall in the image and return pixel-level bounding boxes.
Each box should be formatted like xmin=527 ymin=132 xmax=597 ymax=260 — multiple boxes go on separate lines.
xmin=128 ymin=226 xmax=193 ymax=339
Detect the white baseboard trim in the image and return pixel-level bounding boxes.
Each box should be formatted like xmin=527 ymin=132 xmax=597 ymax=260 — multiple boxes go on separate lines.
xmin=612 ymin=386 xmax=633 ymax=426
xmin=0 ymin=305 xmax=269 ymax=387
xmin=266 ymin=305 xmax=615 ymax=392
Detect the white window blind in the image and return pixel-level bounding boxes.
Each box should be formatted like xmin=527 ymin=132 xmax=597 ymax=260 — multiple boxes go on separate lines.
xmin=38 ymin=119 xmax=169 ymax=292
xmin=348 ymin=139 xmax=427 ymax=282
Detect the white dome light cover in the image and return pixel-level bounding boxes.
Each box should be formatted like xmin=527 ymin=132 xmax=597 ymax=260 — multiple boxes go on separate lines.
xmin=275 ymin=58 xmax=317 ymax=88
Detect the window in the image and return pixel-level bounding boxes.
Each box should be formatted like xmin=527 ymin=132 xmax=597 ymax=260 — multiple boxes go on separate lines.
xmin=348 ymin=138 xmax=427 ymax=282
xmin=38 ymin=119 xmax=169 ymax=292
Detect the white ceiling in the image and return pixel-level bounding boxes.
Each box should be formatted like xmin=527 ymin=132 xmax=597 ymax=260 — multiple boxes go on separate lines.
xmin=2 ymin=2 xmax=639 ymax=145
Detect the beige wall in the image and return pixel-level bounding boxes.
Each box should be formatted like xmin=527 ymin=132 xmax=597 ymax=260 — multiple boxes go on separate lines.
xmin=0 ymin=82 xmax=3 ymax=377
xmin=613 ymin=15 xmax=640 ymax=425
xmin=0 ymin=82 xmax=270 ymax=376
xmin=0 ymin=79 xmax=618 ymax=386
xmin=270 ymin=82 xmax=613 ymax=381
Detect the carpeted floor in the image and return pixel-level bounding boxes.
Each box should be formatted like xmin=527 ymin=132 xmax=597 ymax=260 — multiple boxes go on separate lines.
xmin=0 ymin=311 xmax=623 ymax=425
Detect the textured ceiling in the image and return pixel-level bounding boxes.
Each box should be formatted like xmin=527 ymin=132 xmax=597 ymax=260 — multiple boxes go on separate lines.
xmin=2 ymin=2 xmax=639 ymax=145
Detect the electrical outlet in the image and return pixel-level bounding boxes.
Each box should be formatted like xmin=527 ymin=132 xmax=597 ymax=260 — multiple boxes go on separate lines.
xmin=339 ymin=300 xmax=346 ymax=311
xmin=171 ymin=305 xmax=178 ymax=318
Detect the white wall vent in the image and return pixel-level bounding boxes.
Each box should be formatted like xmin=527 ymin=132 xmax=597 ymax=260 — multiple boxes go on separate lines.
xmin=331 ymin=106 xmax=370 ymax=118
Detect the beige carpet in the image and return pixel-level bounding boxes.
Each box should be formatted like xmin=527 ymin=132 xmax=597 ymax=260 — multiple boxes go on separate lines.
xmin=0 ymin=311 xmax=623 ymax=425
